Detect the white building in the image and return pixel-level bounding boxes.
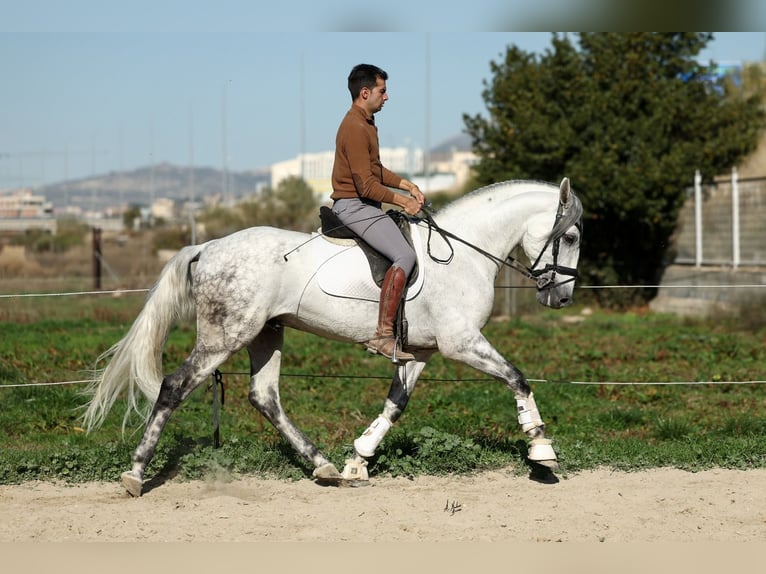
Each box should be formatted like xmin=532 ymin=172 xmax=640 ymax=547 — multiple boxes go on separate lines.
xmin=0 ymin=189 xmax=53 ymax=218
xmin=271 ymin=147 xmax=429 ymax=203
xmin=0 ymin=188 xmax=57 ymax=234
xmin=151 ymin=197 xmax=175 ymax=220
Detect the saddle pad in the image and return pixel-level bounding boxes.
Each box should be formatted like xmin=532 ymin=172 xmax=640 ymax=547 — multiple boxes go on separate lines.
xmin=315 ymin=222 xmax=425 ymax=302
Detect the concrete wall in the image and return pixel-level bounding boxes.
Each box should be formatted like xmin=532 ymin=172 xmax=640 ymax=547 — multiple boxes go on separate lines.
xmin=651 ymin=175 xmax=766 ymax=316
xmin=650 ymin=264 xmax=766 ymax=316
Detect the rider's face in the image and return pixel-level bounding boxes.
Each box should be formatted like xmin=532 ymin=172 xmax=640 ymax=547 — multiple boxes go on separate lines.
xmin=363 ymin=77 xmax=388 ymax=115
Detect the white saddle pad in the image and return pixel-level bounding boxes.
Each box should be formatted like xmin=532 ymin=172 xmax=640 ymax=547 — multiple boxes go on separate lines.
xmin=314 ymin=222 xmax=425 ymax=302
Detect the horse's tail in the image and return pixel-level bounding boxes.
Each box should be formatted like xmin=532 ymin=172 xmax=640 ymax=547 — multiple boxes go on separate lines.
xmin=82 ymin=244 xmax=201 ymax=432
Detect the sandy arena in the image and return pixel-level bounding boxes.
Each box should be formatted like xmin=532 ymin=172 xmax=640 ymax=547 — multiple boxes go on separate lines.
xmin=2 ymin=467 xmax=766 ymax=543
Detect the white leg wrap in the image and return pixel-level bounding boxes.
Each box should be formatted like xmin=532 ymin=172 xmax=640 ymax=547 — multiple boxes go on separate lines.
xmin=528 ymin=438 xmax=557 ymax=462
xmin=353 ymin=415 xmax=391 ymax=458
xmin=341 ymin=457 xmax=369 ymax=481
xmin=516 ymin=392 xmax=544 ymax=433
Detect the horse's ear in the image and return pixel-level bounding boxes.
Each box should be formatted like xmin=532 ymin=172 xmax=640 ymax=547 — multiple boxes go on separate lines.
xmin=559 ymin=177 xmax=571 ymax=205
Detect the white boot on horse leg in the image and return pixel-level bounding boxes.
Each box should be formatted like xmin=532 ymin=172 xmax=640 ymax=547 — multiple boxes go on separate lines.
xmin=354 ymin=414 xmax=391 ymax=458
xmin=516 ymin=393 xmax=558 ymax=470
xmin=338 ymin=414 xmax=392 ymax=485
xmin=340 ymin=456 xmax=369 ymax=483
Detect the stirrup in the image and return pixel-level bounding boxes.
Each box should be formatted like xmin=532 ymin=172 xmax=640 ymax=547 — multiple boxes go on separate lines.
xmin=366 ymin=336 xmax=414 ymax=363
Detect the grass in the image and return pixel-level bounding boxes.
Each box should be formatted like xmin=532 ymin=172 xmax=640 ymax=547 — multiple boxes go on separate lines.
xmin=1 ymin=293 xmax=766 ymax=486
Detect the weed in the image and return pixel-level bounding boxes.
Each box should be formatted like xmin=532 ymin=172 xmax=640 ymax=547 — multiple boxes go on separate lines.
xmin=654 ymin=417 xmax=695 ymax=440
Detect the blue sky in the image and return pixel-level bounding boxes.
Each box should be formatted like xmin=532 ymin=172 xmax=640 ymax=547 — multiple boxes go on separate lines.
xmin=2 ymin=18 xmax=765 ymax=188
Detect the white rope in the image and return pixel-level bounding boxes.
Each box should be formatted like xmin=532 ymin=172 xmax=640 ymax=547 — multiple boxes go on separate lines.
xmin=579 ymin=284 xmax=766 ymax=289
xmin=0 ymin=283 xmax=763 ymax=389
xmin=5 ymin=376 xmax=764 ymax=390
xmin=495 ymin=283 xmax=766 ymax=290
xmin=0 ymin=380 xmax=92 ymax=388
xmin=0 ymin=283 xmax=763 ymax=299
xmin=568 ymin=380 xmax=766 ymax=386
xmin=0 ymin=288 xmax=149 ymax=299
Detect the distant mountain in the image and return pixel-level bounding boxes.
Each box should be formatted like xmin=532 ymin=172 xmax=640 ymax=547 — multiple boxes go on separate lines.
xmin=430 ymin=133 xmax=473 ymax=158
xmin=40 ymin=163 xmax=271 ymax=213
xmin=38 ymin=134 xmax=473 ymax=214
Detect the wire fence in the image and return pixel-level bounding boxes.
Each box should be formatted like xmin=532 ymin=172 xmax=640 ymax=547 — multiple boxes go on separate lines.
xmin=1 ymin=283 xmax=764 ymax=390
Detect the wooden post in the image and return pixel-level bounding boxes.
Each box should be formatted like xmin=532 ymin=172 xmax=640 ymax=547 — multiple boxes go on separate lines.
xmin=92 ymin=227 xmax=102 ymax=290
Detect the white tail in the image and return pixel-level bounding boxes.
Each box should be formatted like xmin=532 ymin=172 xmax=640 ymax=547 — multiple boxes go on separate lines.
xmin=82 ymin=245 xmax=201 ymax=432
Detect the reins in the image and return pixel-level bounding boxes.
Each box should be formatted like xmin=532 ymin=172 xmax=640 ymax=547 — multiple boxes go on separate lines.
xmin=418 ymin=205 xmax=531 ymax=277
xmin=282 ymin=198 xmax=580 ymax=293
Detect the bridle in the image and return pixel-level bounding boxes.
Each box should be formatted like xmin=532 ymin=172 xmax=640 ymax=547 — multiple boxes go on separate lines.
xmin=419 ymin=200 xmax=581 ymax=292
xmin=525 ymin=199 xmax=581 ymax=290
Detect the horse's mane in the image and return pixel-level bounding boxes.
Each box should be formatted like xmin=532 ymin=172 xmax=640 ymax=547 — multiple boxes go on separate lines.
xmin=439 ymin=179 xmax=583 ymax=242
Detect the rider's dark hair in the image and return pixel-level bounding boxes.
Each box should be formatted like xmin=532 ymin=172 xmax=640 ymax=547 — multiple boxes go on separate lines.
xmin=347 ymin=64 xmax=388 ymax=101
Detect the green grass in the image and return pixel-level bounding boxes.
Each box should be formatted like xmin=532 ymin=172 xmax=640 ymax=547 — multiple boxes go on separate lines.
xmin=2 ymin=296 xmax=766 ymax=485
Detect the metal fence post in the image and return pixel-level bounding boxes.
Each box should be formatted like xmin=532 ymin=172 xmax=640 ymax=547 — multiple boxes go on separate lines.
xmin=694 ymin=170 xmax=702 ymax=267
xmin=731 ymin=167 xmax=740 ymax=270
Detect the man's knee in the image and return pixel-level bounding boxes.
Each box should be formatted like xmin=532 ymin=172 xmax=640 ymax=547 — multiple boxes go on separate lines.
xmin=395 ymin=252 xmax=416 ymax=277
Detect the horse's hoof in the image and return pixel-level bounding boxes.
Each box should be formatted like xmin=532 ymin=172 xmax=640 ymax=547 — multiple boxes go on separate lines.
xmin=340 ymin=457 xmax=370 ymax=487
xmin=528 ymin=438 xmax=558 ymax=471
xmin=121 ymin=471 xmax=143 ymax=497
xmin=312 ymin=462 xmax=343 ymax=485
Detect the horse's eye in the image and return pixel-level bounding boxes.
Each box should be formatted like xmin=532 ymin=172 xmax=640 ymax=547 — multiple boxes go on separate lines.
xmin=563 ymin=233 xmax=577 ymax=246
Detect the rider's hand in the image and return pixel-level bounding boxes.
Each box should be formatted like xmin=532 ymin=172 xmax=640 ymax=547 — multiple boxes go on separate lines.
xmin=402 ymin=185 xmax=425 ymax=216
xmin=403 ymin=194 xmax=423 ymax=216
xmin=409 ymin=185 xmax=425 ymax=206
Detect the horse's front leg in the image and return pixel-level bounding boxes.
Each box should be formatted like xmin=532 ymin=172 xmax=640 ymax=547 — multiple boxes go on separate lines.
xmin=341 ymin=355 xmax=432 ymax=483
xmin=440 ymin=332 xmax=557 ymax=470
xmin=246 ymin=324 xmax=340 ymax=482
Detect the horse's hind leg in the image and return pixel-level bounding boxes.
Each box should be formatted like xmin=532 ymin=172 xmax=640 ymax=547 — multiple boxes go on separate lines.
xmin=246 ymin=323 xmax=341 ymax=482
xmin=341 ymin=356 xmax=431 ymax=482
xmin=121 ymin=347 xmax=232 ymax=496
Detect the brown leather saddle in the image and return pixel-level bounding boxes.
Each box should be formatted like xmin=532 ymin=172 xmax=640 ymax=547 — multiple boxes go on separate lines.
xmin=318 ymin=206 xmax=419 ymax=288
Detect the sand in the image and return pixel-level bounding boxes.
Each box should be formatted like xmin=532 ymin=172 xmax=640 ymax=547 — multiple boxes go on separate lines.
xmin=2 ymin=467 xmax=765 ymax=543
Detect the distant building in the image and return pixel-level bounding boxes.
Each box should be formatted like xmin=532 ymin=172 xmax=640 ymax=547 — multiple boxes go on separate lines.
xmin=271 ymin=150 xmax=336 ymax=201
xmin=0 ymin=189 xmax=53 ymax=218
xmin=270 ymin=145 xmax=478 ymax=203
xmin=0 ymin=189 xmax=57 ymax=234
xmin=151 ymin=197 xmax=175 ymax=220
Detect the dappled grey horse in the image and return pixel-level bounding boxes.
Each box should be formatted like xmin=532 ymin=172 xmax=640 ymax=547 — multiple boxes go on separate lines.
xmin=83 ymin=178 xmax=583 ymax=496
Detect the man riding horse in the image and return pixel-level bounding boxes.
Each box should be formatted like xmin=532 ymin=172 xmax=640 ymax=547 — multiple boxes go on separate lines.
xmin=330 ymin=63 xmax=425 ymax=363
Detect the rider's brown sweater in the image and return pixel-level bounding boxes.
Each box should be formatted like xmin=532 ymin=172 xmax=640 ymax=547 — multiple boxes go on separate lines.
xmin=330 ymin=105 xmax=403 ymax=205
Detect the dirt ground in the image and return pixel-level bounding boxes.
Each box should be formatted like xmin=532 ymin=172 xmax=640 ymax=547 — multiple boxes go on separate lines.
xmin=2 ymin=466 xmax=766 ymax=543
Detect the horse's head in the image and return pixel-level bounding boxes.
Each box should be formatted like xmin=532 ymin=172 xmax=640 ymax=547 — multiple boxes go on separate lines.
xmin=522 ymin=177 xmax=583 ymax=309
